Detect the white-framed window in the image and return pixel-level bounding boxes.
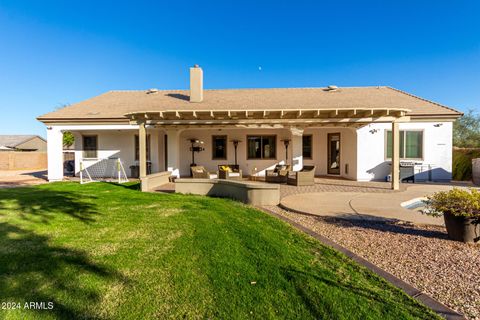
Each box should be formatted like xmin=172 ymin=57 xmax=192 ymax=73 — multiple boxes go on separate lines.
xmin=82 ymin=135 xmax=98 ymax=159
xmin=212 ymin=135 xmax=227 ymax=160
xmin=247 ymin=135 xmax=276 ymax=159
xmin=302 ymin=135 xmax=313 ymax=159
xmin=386 ymin=130 xmax=423 ymax=160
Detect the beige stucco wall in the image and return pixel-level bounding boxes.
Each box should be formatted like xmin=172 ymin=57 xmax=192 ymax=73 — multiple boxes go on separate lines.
xmin=175 ymin=178 xmax=280 ymax=206
xmin=72 ymin=128 xmax=164 ymax=177
xmin=303 ymin=127 xmax=357 ymax=179
xmin=179 ymin=128 xmax=292 ymax=177
xmin=178 ymin=127 xmax=357 ymax=179
xmin=0 ymin=151 xmax=47 ymax=170
xmin=67 ymin=126 xmax=358 ymax=179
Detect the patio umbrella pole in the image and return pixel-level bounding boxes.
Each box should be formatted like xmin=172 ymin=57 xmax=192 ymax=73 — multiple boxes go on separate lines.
xmin=234 ymin=144 xmax=238 ymax=166
xmin=232 ymin=139 xmax=241 ymax=166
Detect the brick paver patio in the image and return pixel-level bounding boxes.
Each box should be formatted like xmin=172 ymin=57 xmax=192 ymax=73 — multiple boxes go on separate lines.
xmin=279 ymin=177 xmax=403 ymax=198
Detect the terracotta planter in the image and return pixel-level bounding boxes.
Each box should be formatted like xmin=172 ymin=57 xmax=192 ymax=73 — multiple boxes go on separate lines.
xmin=444 ymin=212 xmax=480 ymax=243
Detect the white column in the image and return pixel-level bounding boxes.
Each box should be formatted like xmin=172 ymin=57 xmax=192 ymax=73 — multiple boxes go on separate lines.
xmin=290 ymin=127 xmax=304 ymax=171
xmin=149 ymin=130 xmax=160 ymax=173
xmin=391 ymin=121 xmax=400 ymax=190
xmin=47 ymin=126 xmax=64 ymax=181
xmin=139 ymin=122 xmax=147 ymax=178
xmin=166 ymin=129 xmax=181 ymax=177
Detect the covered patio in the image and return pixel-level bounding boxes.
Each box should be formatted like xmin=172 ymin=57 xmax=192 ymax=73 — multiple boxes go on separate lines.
xmin=130 ymin=106 xmax=410 ymax=192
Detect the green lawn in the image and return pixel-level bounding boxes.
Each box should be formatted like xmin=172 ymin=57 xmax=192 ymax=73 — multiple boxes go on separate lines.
xmin=0 ymin=182 xmax=438 ymax=319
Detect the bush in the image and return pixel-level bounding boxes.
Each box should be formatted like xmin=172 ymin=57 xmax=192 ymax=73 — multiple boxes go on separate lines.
xmin=423 ymin=188 xmax=480 ymax=218
xmin=452 ymin=148 xmax=480 ymax=181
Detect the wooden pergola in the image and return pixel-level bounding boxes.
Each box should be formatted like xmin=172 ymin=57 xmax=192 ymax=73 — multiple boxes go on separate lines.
xmin=126 ymin=107 xmax=411 ymax=190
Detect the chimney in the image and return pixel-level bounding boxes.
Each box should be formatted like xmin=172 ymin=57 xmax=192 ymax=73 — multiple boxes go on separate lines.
xmin=189 ymin=64 xmax=203 ymax=102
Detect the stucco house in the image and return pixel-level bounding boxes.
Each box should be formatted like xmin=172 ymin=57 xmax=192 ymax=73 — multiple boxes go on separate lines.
xmin=0 ymin=135 xmax=47 ymax=152
xmin=37 ymin=66 xmax=462 ymax=190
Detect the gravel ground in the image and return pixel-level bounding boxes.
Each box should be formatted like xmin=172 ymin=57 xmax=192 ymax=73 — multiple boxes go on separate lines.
xmin=264 ymin=205 xmax=480 ymax=319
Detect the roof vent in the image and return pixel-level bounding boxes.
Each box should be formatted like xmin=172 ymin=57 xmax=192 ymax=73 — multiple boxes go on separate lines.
xmin=146 ymin=88 xmax=159 ymax=94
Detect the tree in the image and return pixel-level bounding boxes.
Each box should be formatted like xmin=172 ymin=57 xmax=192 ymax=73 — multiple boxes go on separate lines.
xmin=63 ymin=131 xmax=75 ymax=148
xmin=453 ymin=109 xmax=480 ymax=148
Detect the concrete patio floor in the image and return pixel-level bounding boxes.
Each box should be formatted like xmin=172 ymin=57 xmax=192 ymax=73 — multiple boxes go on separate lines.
xmin=280 ymin=178 xmax=474 ymax=226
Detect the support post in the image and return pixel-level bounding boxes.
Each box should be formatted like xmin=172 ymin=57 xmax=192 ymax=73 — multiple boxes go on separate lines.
xmin=139 ymin=122 xmax=147 ymax=178
xmin=166 ymin=129 xmax=181 ymax=178
xmin=290 ymin=127 xmax=304 ymax=171
xmin=391 ymin=121 xmax=400 ymax=190
xmin=47 ymin=126 xmax=64 ymax=181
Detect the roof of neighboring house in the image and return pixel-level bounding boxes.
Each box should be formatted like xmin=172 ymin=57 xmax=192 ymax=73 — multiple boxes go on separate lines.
xmin=37 ymin=86 xmax=462 ymax=121
xmin=0 ymin=135 xmax=46 ymax=148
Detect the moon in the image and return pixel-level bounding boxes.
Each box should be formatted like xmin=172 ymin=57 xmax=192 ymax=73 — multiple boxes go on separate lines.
xmin=258 ymin=66 xmax=262 ymax=71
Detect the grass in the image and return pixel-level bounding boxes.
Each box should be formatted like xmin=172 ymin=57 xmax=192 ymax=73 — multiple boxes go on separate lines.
xmin=0 ymin=182 xmax=439 ymax=319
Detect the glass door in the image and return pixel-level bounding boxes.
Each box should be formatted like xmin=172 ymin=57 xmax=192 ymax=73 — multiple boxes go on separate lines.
xmin=327 ymin=133 xmax=341 ymax=175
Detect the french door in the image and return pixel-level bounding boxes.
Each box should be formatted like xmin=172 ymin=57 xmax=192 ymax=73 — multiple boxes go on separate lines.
xmin=327 ymin=133 xmax=341 ymax=175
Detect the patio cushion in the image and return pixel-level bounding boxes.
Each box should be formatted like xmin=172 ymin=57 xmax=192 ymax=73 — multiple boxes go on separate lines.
xmin=220 ymin=165 xmax=232 ymax=172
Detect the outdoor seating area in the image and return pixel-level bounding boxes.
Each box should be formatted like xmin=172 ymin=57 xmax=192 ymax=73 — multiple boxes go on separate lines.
xmin=265 ymin=164 xmax=291 ymax=183
xmin=190 ymin=166 xmax=218 ymax=179
xmin=287 ymin=165 xmax=316 ymax=186
xmin=218 ymin=164 xmax=242 ymax=180
xmin=187 ymin=164 xmax=314 ymax=186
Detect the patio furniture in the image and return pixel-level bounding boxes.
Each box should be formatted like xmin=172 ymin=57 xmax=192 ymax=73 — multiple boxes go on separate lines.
xmin=287 ymin=165 xmax=316 ymax=186
xmin=218 ymin=164 xmax=243 ymax=180
xmin=265 ymin=164 xmax=291 ymax=183
xmin=191 ymin=166 xmax=217 ymax=179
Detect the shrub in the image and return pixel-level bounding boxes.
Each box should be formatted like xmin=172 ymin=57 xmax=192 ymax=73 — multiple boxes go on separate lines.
xmin=423 ymin=188 xmax=480 ymax=218
xmin=452 ymin=148 xmax=480 ymax=181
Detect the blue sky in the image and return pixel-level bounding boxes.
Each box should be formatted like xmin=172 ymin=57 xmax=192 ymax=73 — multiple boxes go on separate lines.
xmin=0 ymin=0 xmax=479 ymax=137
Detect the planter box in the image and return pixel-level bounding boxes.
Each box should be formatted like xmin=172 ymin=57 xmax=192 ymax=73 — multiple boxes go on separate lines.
xmin=444 ymin=212 xmax=480 ymax=243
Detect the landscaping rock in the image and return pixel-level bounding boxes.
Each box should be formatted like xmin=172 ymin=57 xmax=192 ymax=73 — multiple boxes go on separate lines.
xmin=266 ymin=205 xmax=480 ymax=320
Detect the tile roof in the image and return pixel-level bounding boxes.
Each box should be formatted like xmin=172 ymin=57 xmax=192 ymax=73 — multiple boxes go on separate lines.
xmin=37 ymin=86 xmax=462 ymax=121
xmin=0 ymin=135 xmax=45 ymax=148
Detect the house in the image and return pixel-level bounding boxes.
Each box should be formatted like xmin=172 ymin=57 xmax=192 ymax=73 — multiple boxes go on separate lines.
xmin=0 ymin=135 xmax=47 ymax=152
xmin=37 ymin=65 xmax=462 ymax=190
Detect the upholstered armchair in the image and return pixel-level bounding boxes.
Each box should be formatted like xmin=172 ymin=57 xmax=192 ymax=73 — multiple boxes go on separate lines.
xmin=287 ymin=165 xmax=316 ymax=186
xmin=190 ymin=166 xmax=217 ymax=179
xmin=265 ymin=164 xmax=291 ymax=183
xmin=218 ymin=165 xmax=243 ymax=180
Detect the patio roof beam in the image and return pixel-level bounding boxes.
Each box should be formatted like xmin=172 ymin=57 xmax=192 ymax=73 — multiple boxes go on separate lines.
xmin=144 ymin=116 xmax=410 ymax=127
xmin=126 ymin=108 xmax=411 ymax=123
xmin=347 ymin=109 xmax=357 ymax=117
xmin=329 ymin=110 xmax=339 ymax=117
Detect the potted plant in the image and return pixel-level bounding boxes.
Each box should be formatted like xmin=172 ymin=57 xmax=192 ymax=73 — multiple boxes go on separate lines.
xmin=423 ymin=188 xmax=480 ymax=243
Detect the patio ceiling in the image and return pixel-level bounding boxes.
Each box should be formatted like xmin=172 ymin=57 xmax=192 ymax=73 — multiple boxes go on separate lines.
xmin=125 ymin=107 xmax=411 ymax=128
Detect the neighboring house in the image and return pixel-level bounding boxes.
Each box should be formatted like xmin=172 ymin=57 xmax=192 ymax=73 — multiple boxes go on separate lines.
xmin=37 ymin=66 xmax=462 ymax=189
xmin=0 ymin=135 xmax=47 ymax=152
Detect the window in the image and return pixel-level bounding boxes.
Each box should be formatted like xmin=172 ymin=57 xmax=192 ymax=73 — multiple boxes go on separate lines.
xmin=386 ymin=130 xmax=423 ymax=159
xmin=135 ymin=135 xmax=151 ymax=161
xmin=247 ymin=135 xmax=276 ymax=159
xmin=82 ymin=135 xmax=97 ymax=158
xmin=212 ymin=135 xmax=227 ymax=159
xmin=302 ymin=135 xmax=312 ymax=158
